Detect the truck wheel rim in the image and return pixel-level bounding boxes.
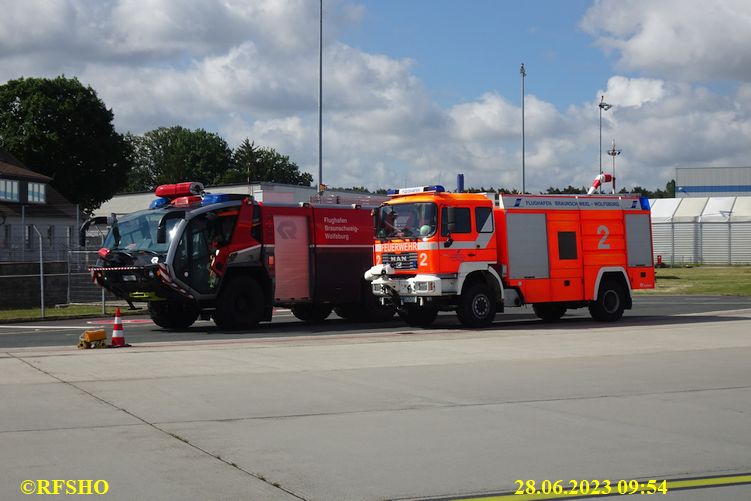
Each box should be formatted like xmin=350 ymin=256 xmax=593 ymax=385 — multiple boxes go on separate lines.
xmin=472 ymin=295 xmax=490 ymax=317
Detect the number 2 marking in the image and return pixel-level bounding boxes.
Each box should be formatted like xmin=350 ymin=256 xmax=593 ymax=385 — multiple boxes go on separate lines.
xmin=597 ymin=225 xmax=611 ymax=249
xmin=419 ymin=252 xmax=428 ymax=267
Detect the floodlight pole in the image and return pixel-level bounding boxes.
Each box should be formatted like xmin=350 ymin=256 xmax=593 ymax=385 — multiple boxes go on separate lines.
xmin=598 ymin=96 xmax=613 ymax=194
xmin=607 ymin=139 xmax=622 ymax=194
xmin=520 ymin=63 xmax=526 ymax=194
xmin=598 ymin=96 xmax=613 ymax=178
xmin=318 ymin=0 xmax=323 ymax=195
xmin=31 ymin=225 xmax=44 ymax=319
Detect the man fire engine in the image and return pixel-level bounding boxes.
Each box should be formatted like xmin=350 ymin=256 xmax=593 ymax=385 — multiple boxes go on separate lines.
xmin=81 ymin=182 xmax=393 ymax=329
xmin=365 ymin=185 xmax=655 ymax=327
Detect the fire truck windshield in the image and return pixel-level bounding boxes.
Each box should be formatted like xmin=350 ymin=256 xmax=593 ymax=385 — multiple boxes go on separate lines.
xmin=377 ymin=203 xmax=437 ymax=239
xmin=103 ymin=209 xmax=179 ymax=254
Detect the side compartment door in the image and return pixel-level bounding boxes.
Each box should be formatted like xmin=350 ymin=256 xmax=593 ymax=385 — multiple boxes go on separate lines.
xmin=506 ymin=213 xmax=549 ymax=279
xmin=505 ymin=212 xmax=551 ymax=303
xmin=272 ymin=210 xmax=311 ymax=301
xmin=547 ymin=213 xmax=584 ymax=301
xmin=625 ymin=213 xmax=654 ymax=267
xmin=625 ymin=213 xmax=655 ymax=288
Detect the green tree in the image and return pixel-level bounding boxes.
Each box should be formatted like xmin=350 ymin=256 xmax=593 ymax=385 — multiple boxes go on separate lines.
xmin=663 ymin=179 xmax=676 ymax=198
xmin=328 ymin=186 xmax=378 ymax=193
xmin=630 ymin=186 xmax=655 ymax=197
xmin=465 ymin=187 xmax=521 ymax=194
xmin=546 ymin=185 xmax=585 ymax=194
xmin=0 ymin=76 xmax=130 ymax=211
xmin=124 ymin=126 xmax=232 ymax=192
xmin=648 ymin=180 xmax=676 ymax=199
xmin=222 ymin=139 xmax=312 ymax=186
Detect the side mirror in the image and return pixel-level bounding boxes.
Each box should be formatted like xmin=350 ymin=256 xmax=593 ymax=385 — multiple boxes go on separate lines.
xmin=79 ymin=216 xmax=109 ymax=247
xmin=157 ymin=211 xmax=186 ymax=244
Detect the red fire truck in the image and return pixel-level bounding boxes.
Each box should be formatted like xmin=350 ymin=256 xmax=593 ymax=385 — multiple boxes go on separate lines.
xmin=365 ymin=186 xmax=655 ymax=327
xmin=81 ymin=182 xmax=392 ymax=329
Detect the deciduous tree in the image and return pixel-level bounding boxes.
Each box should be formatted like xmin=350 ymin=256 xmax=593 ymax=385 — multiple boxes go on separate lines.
xmin=222 ymin=139 xmax=312 ymax=186
xmin=0 ymin=76 xmax=130 ymax=211
xmin=124 ymin=126 xmax=232 ymax=192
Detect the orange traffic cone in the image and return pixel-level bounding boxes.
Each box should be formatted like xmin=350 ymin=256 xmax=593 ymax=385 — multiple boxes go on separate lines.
xmin=110 ymin=308 xmax=130 ymax=347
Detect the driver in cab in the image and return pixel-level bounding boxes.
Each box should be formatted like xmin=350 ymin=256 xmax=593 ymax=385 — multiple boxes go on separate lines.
xmin=382 ymin=209 xmax=419 ymax=238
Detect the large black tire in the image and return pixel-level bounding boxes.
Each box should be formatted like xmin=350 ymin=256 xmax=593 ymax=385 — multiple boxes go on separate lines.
xmin=148 ymin=300 xmax=200 ymax=329
xmin=397 ymin=304 xmax=438 ymax=327
xmin=213 ymin=276 xmax=265 ymax=330
xmin=589 ymin=279 xmax=627 ymax=322
xmin=291 ymin=303 xmax=333 ymax=324
xmin=533 ymin=303 xmax=567 ymax=322
xmin=457 ymin=283 xmax=496 ymax=327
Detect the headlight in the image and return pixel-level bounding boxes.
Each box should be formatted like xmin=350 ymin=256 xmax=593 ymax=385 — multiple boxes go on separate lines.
xmin=413 ymin=281 xmax=435 ymax=292
xmin=372 ymin=283 xmax=384 ymax=293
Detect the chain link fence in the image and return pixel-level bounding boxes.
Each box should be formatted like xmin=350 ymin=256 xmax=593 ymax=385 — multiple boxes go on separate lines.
xmin=0 ymin=205 xmax=130 ymax=316
xmin=67 ymin=250 xmax=118 ymax=308
xmin=0 ymin=249 xmax=116 ymax=317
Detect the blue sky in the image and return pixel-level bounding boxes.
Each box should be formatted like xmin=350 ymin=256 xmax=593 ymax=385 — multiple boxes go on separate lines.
xmin=1 ymin=0 xmax=751 ymax=194
xmin=342 ymin=0 xmax=608 ymax=108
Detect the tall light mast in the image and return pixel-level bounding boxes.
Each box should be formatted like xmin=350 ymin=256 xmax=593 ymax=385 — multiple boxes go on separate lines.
xmin=607 ymin=139 xmax=622 ymax=194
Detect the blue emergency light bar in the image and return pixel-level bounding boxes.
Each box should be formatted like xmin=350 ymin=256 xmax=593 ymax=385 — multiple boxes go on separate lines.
xmin=149 ymin=197 xmax=170 ymax=209
xmin=201 ymin=193 xmax=232 ymax=206
xmin=386 ymin=185 xmax=446 ymax=196
xmin=639 ymin=197 xmax=650 ymax=211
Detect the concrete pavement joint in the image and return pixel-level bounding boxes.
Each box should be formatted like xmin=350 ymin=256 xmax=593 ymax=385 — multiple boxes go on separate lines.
xmin=0 ymin=422 xmax=147 ymax=435
xmin=0 ymin=380 xmax=751 ymax=436
xmin=145 ymin=383 xmax=751 ymax=427
xmin=7 ymin=352 xmax=309 ymax=501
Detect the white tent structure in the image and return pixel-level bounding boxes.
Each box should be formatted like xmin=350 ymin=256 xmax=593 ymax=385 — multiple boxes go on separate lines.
xmin=649 ymin=198 xmax=682 ymax=265
xmin=729 ymin=197 xmax=751 ymax=264
xmin=650 ymin=196 xmax=751 ymax=265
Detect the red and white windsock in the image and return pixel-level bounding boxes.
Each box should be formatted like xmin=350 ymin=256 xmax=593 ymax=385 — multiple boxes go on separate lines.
xmin=587 ymin=173 xmax=615 ymax=195
xmin=110 ymin=307 xmax=127 ymax=347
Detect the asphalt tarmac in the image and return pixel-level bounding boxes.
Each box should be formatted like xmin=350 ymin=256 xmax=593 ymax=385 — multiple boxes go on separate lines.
xmin=1 ymin=295 xmax=751 ymax=349
xmin=1 ymin=295 xmax=750 ymax=500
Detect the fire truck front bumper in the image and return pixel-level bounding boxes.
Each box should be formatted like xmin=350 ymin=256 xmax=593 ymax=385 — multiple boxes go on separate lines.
xmin=90 ymin=265 xmax=187 ymax=302
xmin=370 ymin=274 xmax=455 ymax=299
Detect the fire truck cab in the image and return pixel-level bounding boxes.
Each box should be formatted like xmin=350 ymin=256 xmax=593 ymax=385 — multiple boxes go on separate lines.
xmin=365 ymin=186 xmax=655 ymax=327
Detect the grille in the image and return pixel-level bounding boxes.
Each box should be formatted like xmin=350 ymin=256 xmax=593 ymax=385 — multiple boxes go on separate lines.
xmin=382 ymin=252 xmax=418 ymax=270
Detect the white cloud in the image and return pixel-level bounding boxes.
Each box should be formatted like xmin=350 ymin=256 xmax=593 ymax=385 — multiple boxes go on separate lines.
xmin=450 ymin=93 xmax=519 ymax=141
xmin=581 ymin=0 xmax=751 ymax=81
xmin=2 ymin=0 xmax=751 ymax=195
xmin=0 ymin=1 xmax=89 ymax=54
xmin=600 ymin=76 xmax=665 ymax=108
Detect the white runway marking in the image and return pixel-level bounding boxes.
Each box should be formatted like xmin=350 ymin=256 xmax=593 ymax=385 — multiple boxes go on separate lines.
xmin=0 ymin=325 xmax=96 ymax=330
